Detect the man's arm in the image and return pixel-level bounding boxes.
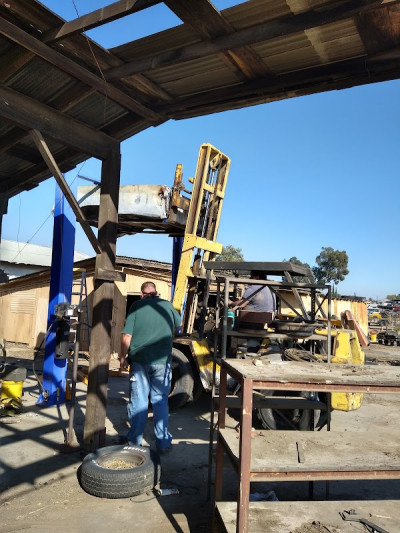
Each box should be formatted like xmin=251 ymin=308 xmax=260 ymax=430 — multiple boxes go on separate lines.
xmin=229 ymin=297 xmax=248 ymax=310
xmin=120 ymin=333 xmax=132 ymax=371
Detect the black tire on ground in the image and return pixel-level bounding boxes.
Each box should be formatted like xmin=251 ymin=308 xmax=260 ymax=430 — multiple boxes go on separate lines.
xmin=256 ymin=391 xmax=319 ymax=431
xmin=169 ymin=347 xmax=194 ymax=410
xmin=79 ymin=445 xmax=161 ymax=499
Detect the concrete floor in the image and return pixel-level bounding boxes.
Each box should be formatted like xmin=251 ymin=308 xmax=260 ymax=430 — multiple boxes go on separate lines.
xmin=1 ymin=344 xmax=400 ymax=532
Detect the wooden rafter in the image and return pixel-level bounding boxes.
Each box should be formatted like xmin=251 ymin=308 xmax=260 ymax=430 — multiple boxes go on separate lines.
xmin=0 ymin=146 xmax=88 ymax=196
xmin=105 ymin=0 xmax=383 ymax=80
xmin=164 ymin=50 xmax=400 ymax=119
xmin=164 ymin=0 xmax=269 ymax=79
xmin=0 ymin=14 xmax=162 ymax=122
xmin=0 ymin=0 xmax=172 ymax=102
xmin=356 ymin=4 xmax=400 ymax=53
xmin=0 ymin=85 xmax=118 ymax=159
xmin=43 ymin=0 xmax=160 ymax=42
xmin=30 ymin=129 xmax=102 ymax=255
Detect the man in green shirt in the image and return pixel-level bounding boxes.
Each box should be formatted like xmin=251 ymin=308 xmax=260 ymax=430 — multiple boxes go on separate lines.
xmin=119 ymin=281 xmax=181 ymax=453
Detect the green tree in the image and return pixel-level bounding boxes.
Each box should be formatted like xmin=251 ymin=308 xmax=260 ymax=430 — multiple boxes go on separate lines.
xmin=387 ymin=294 xmax=400 ymax=300
xmin=312 ymin=247 xmax=349 ymax=285
xmin=283 ymin=256 xmax=312 ymax=282
xmin=216 ymin=245 xmax=244 ymax=262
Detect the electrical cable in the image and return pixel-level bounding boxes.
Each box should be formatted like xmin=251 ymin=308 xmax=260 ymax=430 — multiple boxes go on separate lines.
xmin=9 ymin=161 xmax=87 ymax=264
xmin=70 ymin=0 xmax=109 ymax=123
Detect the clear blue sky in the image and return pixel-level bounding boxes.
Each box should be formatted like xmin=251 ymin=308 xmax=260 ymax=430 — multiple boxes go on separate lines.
xmin=2 ymin=1 xmax=399 ymax=300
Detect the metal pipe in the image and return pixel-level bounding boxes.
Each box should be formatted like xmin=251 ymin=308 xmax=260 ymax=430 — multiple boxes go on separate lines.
xmin=221 ymin=278 xmax=229 ymax=359
xmin=66 ymin=310 xmax=81 ymax=447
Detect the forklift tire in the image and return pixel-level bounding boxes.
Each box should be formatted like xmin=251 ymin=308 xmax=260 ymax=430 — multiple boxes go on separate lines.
xmin=79 ymin=445 xmax=161 ymax=499
xmin=169 ymin=348 xmax=194 ymax=410
xmin=256 ymin=391 xmax=319 ymax=431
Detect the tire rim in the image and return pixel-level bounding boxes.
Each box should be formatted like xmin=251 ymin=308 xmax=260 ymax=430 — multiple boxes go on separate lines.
xmin=98 ymin=451 xmax=145 ymax=469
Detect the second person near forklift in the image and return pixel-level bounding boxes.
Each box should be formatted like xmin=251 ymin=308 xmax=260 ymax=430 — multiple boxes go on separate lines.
xmin=231 ymin=270 xmax=276 ymax=313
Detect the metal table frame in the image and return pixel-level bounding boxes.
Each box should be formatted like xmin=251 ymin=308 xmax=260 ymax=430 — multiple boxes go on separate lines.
xmin=214 ymin=359 xmax=400 ymax=533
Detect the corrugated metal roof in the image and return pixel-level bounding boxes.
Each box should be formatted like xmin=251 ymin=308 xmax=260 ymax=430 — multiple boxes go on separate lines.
xmin=0 ymin=240 xmax=90 ymax=266
xmin=0 ymin=0 xmax=399 ymax=197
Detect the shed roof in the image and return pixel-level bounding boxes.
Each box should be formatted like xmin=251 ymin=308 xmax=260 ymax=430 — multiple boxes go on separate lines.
xmin=0 ymin=239 xmax=89 ymax=266
xmin=0 ymin=0 xmax=399 ymax=198
xmin=0 ymin=254 xmax=172 ymax=292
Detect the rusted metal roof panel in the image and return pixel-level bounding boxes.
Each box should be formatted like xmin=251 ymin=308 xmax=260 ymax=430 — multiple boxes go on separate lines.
xmin=159 ymin=68 xmax=240 ymax=98
xmin=66 ymin=93 xmax=127 ymax=129
xmin=252 ymin=33 xmax=320 ymax=73
xmin=304 ymin=19 xmax=365 ymax=63
xmin=148 ymin=55 xmax=238 ymax=96
xmin=0 ymin=153 xmax=32 ymax=176
xmin=223 ymin=0 xmax=292 ymax=28
xmin=7 ymin=57 xmax=75 ymax=104
xmin=252 ymin=20 xmax=365 ymax=74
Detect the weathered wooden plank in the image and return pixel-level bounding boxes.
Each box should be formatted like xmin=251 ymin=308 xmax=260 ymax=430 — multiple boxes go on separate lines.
xmin=6 ymin=145 xmax=42 ymax=164
xmin=356 ymin=4 xmax=400 ymax=53
xmin=0 ymin=146 xmax=86 ymax=195
xmin=222 ymin=359 xmax=400 ymax=389
xmin=164 ymin=51 xmax=400 ymax=119
xmin=105 ymin=0 xmax=382 ymax=79
xmin=83 ymin=149 xmax=121 ymax=451
xmin=0 ymin=0 xmax=170 ymax=102
xmin=30 ymin=129 xmax=102 ymax=255
xmin=165 ymin=0 xmax=269 ymax=79
xmin=43 ymin=0 xmax=160 ymax=42
xmin=219 ymin=428 xmax=400 ymax=474
xmin=0 ymin=14 xmax=161 ymax=122
xmin=0 ymin=85 xmax=117 ymax=159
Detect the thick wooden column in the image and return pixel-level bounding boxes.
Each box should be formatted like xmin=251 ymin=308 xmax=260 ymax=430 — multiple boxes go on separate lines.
xmin=0 ymin=194 xmax=8 ymax=282
xmin=83 ymin=147 xmax=121 ymax=451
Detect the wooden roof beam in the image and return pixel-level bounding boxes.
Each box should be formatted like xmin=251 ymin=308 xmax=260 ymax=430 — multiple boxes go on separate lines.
xmin=164 ymin=50 xmax=400 ymax=119
xmin=356 ymin=4 xmax=400 ymax=54
xmin=0 ymin=14 xmax=162 ymax=123
xmin=0 ymin=1 xmax=171 ymax=103
xmin=105 ymin=0 xmax=385 ymax=79
xmin=30 ymin=129 xmax=102 ymax=255
xmin=43 ymin=0 xmax=161 ymax=42
xmin=0 ymin=147 xmax=88 ymax=196
xmin=0 ymin=85 xmax=118 ymax=160
xmin=164 ymin=0 xmax=269 ymax=79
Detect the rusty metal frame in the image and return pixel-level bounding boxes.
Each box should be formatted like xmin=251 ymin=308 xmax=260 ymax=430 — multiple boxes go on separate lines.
xmin=214 ymin=360 xmax=400 ymax=533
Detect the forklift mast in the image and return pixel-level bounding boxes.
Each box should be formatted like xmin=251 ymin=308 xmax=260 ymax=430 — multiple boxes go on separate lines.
xmin=171 ymin=143 xmax=230 ymax=335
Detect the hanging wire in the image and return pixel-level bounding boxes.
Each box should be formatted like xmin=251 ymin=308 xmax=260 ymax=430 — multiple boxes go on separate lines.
xmin=9 ymin=161 xmax=87 ymax=263
xmin=70 ymin=0 xmax=109 ymax=122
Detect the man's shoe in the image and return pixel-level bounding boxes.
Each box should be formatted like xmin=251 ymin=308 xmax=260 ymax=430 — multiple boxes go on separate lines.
xmin=157 ymin=444 xmax=173 ymax=455
xmin=118 ymin=435 xmax=129 ymax=445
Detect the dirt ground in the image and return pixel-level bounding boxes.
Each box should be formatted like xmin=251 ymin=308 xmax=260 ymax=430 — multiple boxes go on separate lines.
xmin=1 ymin=343 xmax=400 ymax=533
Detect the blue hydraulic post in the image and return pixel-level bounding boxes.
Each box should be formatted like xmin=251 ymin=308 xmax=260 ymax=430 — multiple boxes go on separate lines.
xmin=37 ymin=185 xmax=76 ymax=406
xmin=171 ymin=236 xmax=183 ymax=300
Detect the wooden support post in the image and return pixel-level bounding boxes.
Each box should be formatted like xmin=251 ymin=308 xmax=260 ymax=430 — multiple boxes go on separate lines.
xmin=0 ymin=193 xmax=7 ymax=240
xmin=0 ymin=193 xmax=8 ymax=282
xmin=83 ymin=147 xmax=121 ymax=451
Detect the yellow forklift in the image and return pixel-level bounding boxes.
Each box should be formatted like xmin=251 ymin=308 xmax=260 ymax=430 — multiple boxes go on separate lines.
xmin=79 ymin=143 xmax=365 ymax=426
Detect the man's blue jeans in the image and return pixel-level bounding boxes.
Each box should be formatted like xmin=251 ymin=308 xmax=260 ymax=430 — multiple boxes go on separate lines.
xmin=127 ymin=361 xmax=172 ymax=451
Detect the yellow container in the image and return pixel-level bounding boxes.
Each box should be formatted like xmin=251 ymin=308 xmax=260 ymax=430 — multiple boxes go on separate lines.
xmin=315 ymin=328 xmax=365 ymax=412
xmin=1 ymin=379 xmax=24 ymax=402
